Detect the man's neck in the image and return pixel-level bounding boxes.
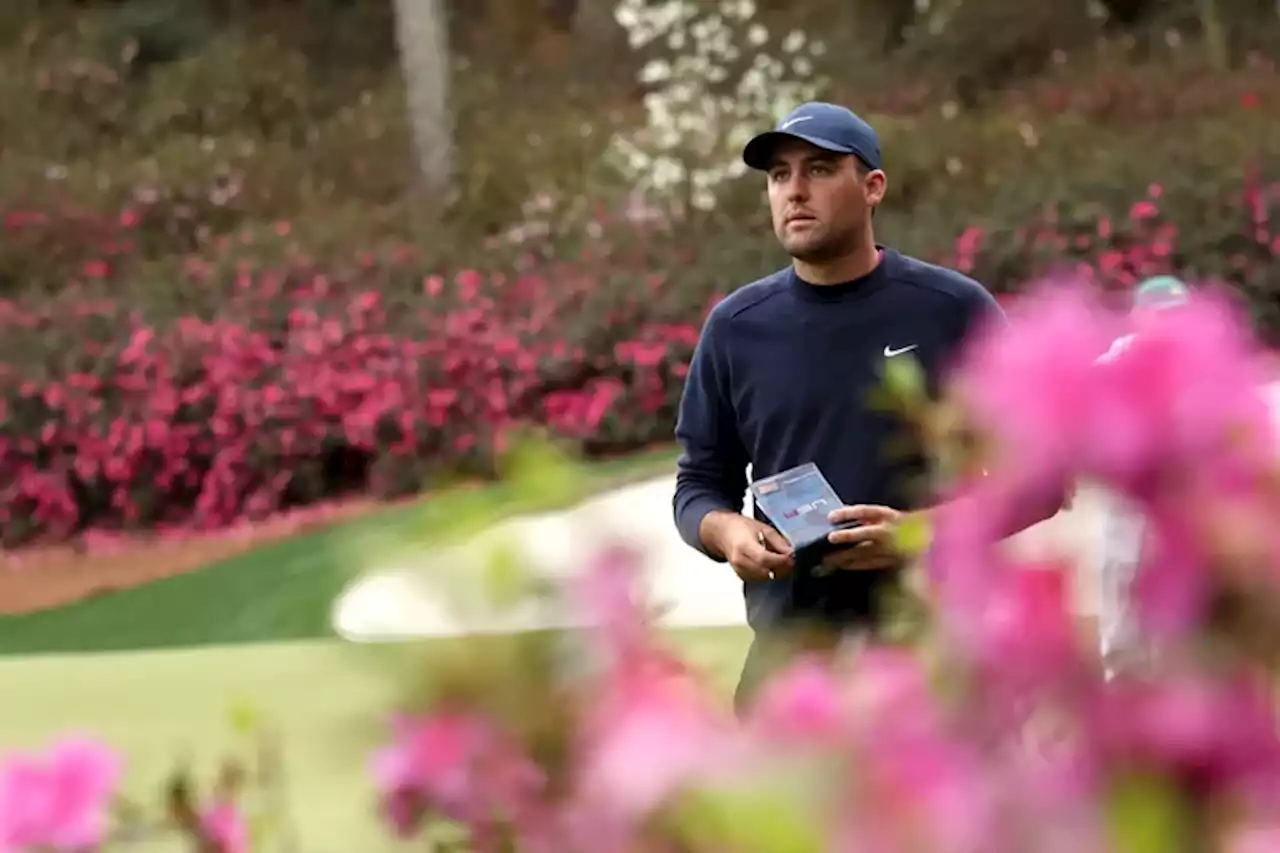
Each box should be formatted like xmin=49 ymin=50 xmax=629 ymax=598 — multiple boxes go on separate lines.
xmin=793 ymin=243 xmax=882 ymax=285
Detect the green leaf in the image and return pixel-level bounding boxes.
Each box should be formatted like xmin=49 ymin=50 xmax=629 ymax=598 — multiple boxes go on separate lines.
xmin=895 ymin=512 xmax=933 ymax=557
xmin=502 ymin=434 xmax=587 ymax=513
xmin=481 ymin=538 xmax=537 ymax=607
xmin=675 ymin=784 xmax=825 ymax=853
xmin=1107 ymin=773 xmax=1194 ymax=853
xmin=415 ymin=486 xmax=505 ymax=546
xmin=228 ymin=697 xmax=262 ymax=736
xmin=884 ymin=352 xmax=926 ymax=405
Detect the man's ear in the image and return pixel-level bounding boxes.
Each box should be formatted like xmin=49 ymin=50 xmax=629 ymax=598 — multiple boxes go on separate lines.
xmin=865 ymin=169 xmax=887 ymax=206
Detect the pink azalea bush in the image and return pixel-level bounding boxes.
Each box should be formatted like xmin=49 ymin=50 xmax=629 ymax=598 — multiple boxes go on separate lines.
xmin=370 ymin=280 xmax=1280 ymax=851
xmin=949 ymin=174 xmax=1280 ymax=340
xmin=0 ymin=250 xmax=704 ymax=545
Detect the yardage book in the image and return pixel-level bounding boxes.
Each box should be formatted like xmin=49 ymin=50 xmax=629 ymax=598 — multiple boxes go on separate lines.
xmin=748 ymin=463 xmax=859 ymax=569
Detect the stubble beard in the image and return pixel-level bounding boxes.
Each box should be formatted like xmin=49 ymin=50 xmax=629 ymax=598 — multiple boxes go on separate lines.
xmin=779 ymin=224 xmax=862 ymax=264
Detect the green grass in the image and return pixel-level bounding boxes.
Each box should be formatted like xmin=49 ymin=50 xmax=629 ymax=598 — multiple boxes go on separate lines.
xmin=0 ymin=631 xmax=750 ymax=853
xmin=0 ymin=448 xmax=679 ymax=656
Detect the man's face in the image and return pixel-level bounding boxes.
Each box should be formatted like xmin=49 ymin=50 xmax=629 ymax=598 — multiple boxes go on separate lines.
xmin=765 ymin=139 xmax=885 ymax=262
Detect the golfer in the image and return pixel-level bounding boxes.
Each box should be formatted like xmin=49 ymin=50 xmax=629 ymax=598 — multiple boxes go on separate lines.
xmin=1093 ymin=275 xmax=1191 ymax=678
xmin=671 ymin=102 xmax=1061 ymax=712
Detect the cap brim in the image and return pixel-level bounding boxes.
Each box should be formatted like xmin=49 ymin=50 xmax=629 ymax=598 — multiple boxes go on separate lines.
xmin=742 ymin=131 xmax=855 ymax=170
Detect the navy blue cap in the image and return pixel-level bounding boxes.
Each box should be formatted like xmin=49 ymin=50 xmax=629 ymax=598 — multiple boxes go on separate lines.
xmin=743 ymin=102 xmax=882 ymax=171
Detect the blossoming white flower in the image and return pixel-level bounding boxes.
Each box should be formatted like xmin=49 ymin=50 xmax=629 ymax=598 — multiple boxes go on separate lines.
xmin=608 ymin=0 xmax=827 ymax=209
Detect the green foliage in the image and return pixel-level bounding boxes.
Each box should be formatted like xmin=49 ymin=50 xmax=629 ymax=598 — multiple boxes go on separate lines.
xmin=674 ymin=782 xmax=827 ymax=853
xmin=1107 ymin=773 xmax=1196 ymax=853
xmin=4 ymin=0 xmax=1280 ymax=332
xmin=0 ymin=0 xmax=642 ymax=292
xmin=89 ymin=0 xmax=220 ymax=71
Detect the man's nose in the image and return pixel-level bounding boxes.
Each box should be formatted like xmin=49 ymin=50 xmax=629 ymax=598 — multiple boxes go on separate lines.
xmin=784 ymin=175 xmax=809 ymax=201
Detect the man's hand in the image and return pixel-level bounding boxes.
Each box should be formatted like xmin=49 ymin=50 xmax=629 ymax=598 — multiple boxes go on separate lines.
xmin=823 ymin=505 xmax=905 ymax=571
xmin=700 ymin=511 xmax=794 ymax=582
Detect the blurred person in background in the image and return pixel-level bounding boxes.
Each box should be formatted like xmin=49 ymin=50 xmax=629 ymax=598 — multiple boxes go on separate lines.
xmin=1091 ymin=276 xmax=1192 ymax=678
xmin=671 ymin=101 xmax=1061 ymax=713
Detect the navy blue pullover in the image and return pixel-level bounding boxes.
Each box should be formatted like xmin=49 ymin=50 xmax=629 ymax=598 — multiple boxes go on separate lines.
xmin=673 ymin=247 xmax=1004 ymax=630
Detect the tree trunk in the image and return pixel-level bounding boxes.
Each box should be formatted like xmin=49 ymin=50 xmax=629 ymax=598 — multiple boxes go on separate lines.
xmin=1195 ymin=0 xmax=1230 ymax=68
xmin=391 ymin=0 xmax=454 ymax=205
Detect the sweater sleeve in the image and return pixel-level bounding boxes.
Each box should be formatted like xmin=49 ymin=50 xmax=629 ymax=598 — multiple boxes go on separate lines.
xmin=672 ymin=312 xmax=749 ymax=560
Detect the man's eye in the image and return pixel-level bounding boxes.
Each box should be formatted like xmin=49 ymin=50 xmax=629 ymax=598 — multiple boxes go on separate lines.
xmin=769 ymin=171 xmax=788 ymax=183
xmin=810 ymin=163 xmax=832 ymax=176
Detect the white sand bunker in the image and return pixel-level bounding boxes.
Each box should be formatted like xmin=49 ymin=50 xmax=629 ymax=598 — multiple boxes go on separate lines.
xmin=330 ymin=474 xmax=749 ymax=643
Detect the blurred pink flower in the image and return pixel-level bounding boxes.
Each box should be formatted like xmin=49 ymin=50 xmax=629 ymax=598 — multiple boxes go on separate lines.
xmin=1091 ymin=669 xmax=1280 ymax=796
xmin=1225 ymin=820 xmax=1280 ymax=853
xmin=569 ymin=543 xmax=655 ymax=669
xmin=578 ymin=665 xmax=732 ymax=820
xmin=571 ymin=550 xmax=727 ymax=813
xmin=200 ymin=799 xmax=249 ymax=853
xmin=1126 ymin=503 xmax=1211 ymax=642
xmin=370 ymin=712 xmax=542 ymax=836
xmin=747 ymin=656 xmax=845 ymax=741
xmin=970 ymin=563 xmax=1083 ymax=701
xmin=833 ymin=739 xmax=997 ymax=853
xmin=1085 ymin=291 xmax=1273 ymax=495
xmin=828 ymin=650 xmax=1001 ymax=853
xmin=948 ymin=282 xmax=1280 ymax=644
xmin=954 ymin=282 xmax=1116 ymax=493
xmin=0 ymin=736 xmax=123 ymax=851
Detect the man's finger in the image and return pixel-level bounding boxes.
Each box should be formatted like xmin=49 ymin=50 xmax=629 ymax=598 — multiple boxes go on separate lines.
xmin=828 ymin=522 xmax=893 ymax=547
xmin=827 ymin=504 xmax=899 ymax=525
xmin=736 ymin=563 xmax=774 ymax=582
xmin=758 ymin=525 xmax=792 ymax=555
xmin=739 ymin=530 xmax=793 ymax=578
xmin=752 ymin=544 xmax=794 ymax=576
